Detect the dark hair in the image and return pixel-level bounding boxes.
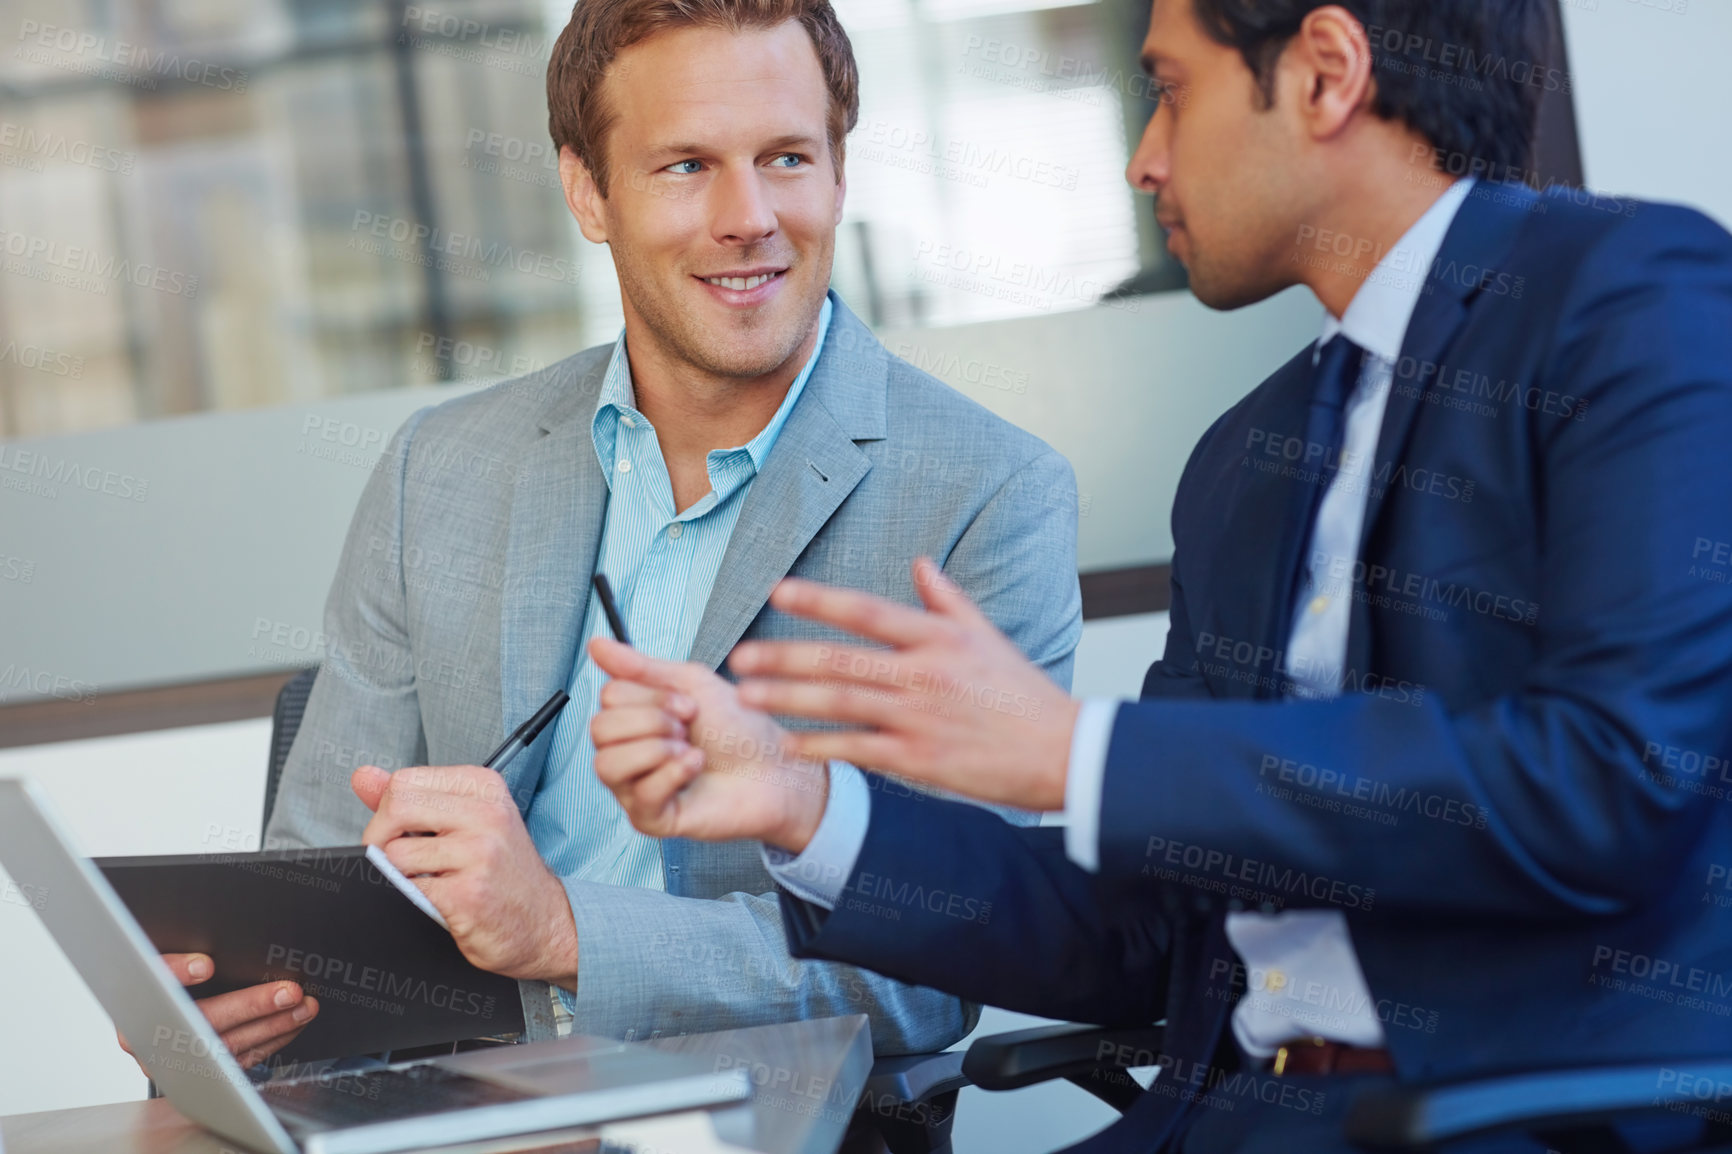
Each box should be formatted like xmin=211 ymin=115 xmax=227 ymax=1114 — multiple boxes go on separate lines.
xmin=1189 ymin=0 xmax=1550 ymax=175
xmin=547 ymin=0 xmax=859 ymax=196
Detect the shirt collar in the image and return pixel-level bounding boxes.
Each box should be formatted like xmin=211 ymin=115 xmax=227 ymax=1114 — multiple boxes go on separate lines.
xmin=736 ymin=293 xmax=833 ymax=472
xmin=1319 ymin=178 xmax=1475 ymax=363
xmin=591 ymin=293 xmax=834 ymax=485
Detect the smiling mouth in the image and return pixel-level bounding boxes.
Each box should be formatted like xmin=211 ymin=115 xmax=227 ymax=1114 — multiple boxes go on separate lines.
xmin=699 ymin=271 xmax=784 ymax=290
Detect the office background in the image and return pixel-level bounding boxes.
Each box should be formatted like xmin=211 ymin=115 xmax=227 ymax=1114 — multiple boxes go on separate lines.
xmin=0 ymin=0 xmax=1175 ymax=441
xmin=1 ymin=0 xmax=1727 ymax=1149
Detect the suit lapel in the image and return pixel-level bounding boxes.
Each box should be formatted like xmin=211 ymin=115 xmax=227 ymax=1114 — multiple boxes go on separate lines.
xmin=1360 ymin=183 xmax=1537 ymax=540
xmin=498 ymin=355 xmax=610 ymax=812
xmin=1343 ymin=183 xmax=1537 ymax=677
xmin=688 ymin=296 xmax=886 ymax=672
xmin=1255 ymin=354 xmax=1332 ymax=678
xmin=1189 ymin=348 xmax=1316 ymax=694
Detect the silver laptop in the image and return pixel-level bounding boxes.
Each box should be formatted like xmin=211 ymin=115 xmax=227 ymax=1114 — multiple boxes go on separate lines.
xmin=0 ymin=778 xmax=750 ymax=1154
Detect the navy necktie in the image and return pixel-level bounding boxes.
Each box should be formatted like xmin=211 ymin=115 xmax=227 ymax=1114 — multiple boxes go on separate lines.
xmin=1303 ymin=334 xmax=1363 ymax=500
xmin=1280 ymin=334 xmax=1365 ymax=646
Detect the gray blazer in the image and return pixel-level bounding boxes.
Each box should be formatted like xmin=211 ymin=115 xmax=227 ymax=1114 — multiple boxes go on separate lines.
xmin=264 ymin=295 xmax=1082 ymax=1056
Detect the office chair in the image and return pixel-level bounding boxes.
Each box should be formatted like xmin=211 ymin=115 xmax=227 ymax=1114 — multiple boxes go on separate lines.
xmin=869 ymin=1020 xmax=1732 ymax=1153
xmin=261 ymin=666 xmax=319 ymax=838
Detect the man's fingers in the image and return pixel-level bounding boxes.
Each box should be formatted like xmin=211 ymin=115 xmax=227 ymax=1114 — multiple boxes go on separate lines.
xmin=129 ymin=970 xmax=309 ymax=1069
xmin=727 ymin=640 xmax=891 ymax=684
xmin=590 ymin=705 xmax=687 ymax=748
xmin=197 ymin=981 xmax=308 ymax=1033
xmin=589 ymin=637 xmax=700 ymax=695
xmin=161 ymin=953 xmax=215 ymax=987
xmin=219 ymin=998 xmax=319 ymax=1066
xmin=760 ymin=578 xmax=935 ymax=650
xmin=595 ymin=737 xmax=696 ymax=790
xmin=351 ymin=765 xmax=392 ymax=813
xmin=384 ymin=831 xmax=477 ymax=877
xmin=234 ymin=1032 xmax=307 ymax=1071
xmin=736 ymin=679 xmax=908 ymax=729
xmin=361 ymin=764 xmax=501 ymax=846
xmin=780 ymin=730 xmax=910 ymax=775
xmin=127 ymin=973 xmax=315 ymax=1070
xmin=588 ymin=635 xmax=647 ymax=678
xmin=622 ymin=747 xmax=705 ymax=827
xmin=597 ymin=678 xmax=698 ymax=719
xmin=911 ymin=557 xmax=994 ymax=630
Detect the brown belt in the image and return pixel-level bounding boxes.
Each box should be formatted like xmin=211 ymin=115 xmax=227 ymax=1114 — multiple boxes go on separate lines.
xmin=1268 ymin=1038 xmax=1395 ymax=1077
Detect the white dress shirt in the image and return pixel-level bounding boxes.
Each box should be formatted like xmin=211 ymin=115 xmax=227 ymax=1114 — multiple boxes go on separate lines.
xmin=767 ymin=181 xmax=1476 ymax=1056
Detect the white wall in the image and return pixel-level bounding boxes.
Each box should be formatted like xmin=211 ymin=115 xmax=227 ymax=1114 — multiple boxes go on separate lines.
xmin=0 ymin=291 xmax=1318 ymax=706
xmin=1562 ymin=0 xmax=1732 ymax=230
xmin=0 ymin=719 xmax=272 ymax=1117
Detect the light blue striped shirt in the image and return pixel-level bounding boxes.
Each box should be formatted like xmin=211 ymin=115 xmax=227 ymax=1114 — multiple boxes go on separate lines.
xmin=525 ymin=296 xmax=834 ymax=892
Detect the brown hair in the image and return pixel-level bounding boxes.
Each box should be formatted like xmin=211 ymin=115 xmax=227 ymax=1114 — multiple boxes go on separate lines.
xmin=547 ymin=0 xmax=860 ymax=195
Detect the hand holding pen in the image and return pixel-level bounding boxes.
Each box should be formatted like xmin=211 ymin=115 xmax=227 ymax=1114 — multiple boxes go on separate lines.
xmin=334 ymin=575 xmax=634 ymax=983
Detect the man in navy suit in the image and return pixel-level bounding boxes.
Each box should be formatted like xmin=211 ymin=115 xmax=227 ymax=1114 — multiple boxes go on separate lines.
xmin=586 ymin=0 xmax=1732 ymax=1148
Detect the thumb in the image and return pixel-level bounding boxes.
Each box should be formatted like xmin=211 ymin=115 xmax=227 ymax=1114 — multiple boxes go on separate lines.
xmin=588 ymin=636 xmax=694 ymax=692
xmin=161 ymin=952 xmax=215 ymax=987
xmin=351 ymin=765 xmax=392 ymax=812
xmin=911 ymin=557 xmax=990 ymax=628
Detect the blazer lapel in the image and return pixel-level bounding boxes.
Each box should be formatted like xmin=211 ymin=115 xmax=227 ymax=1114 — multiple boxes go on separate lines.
xmin=1343 ymin=182 xmax=1538 ymax=677
xmin=1360 ymin=183 xmax=1537 ymax=540
xmin=498 ymin=356 xmax=610 ymax=812
xmin=1256 ymin=353 xmax=1334 ymax=679
xmin=687 ymin=296 xmax=886 ymax=673
xmin=1187 ymin=347 xmax=1316 ymax=695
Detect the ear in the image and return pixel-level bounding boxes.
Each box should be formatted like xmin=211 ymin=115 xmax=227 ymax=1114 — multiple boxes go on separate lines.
xmin=559 ymin=145 xmax=610 ymax=245
xmin=832 ymin=150 xmax=847 ymax=226
xmin=1286 ymin=5 xmax=1375 ymax=142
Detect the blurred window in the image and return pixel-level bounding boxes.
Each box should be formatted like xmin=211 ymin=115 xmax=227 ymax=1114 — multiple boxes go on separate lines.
xmin=0 ymin=0 xmax=1163 ymax=438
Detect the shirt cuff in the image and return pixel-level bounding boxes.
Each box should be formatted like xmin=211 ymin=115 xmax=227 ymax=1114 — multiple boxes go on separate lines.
xmin=761 ymin=761 xmax=871 ymax=910
xmin=1063 ymin=699 xmax=1123 ymax=874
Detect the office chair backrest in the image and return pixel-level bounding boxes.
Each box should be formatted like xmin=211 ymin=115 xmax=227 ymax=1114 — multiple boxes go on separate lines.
xmin=262 ymin=667 xmax=318 ymax=839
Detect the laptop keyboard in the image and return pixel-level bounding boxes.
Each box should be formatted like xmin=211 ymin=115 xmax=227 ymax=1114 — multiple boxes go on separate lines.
xmin=261 ymin=1061 xmax=535 ymax=1130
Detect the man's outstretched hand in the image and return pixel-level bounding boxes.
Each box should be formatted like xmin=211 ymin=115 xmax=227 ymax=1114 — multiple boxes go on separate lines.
xmin=118 ymin=953 xmax=317 ymax=1072
xmin=729 ymin=558 xmax=1079 ymax=812
xmin=588 ymin=638 xmax=830 ymax=853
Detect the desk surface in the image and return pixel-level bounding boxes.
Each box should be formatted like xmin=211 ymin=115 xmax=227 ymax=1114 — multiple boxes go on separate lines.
xmin=0 ymin=1014 xmax=873 ymax=1154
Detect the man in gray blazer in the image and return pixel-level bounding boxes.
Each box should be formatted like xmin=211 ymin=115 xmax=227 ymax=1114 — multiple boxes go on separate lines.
xmin=143 ymin=0 xmax=1082 ymax=1072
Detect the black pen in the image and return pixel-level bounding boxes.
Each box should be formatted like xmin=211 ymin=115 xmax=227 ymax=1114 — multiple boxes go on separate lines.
xmin=482 ymin=689 xmax=570 ymax=772
xmin=372 ymin=693 xmax=563 ymax=889
xmin=593 ymin=573 xmax=632 ymax=646
xmin=382 ymin=690 xmax=563 ymax=853
xmin=479 ymin=574 xmax=624 ymax=776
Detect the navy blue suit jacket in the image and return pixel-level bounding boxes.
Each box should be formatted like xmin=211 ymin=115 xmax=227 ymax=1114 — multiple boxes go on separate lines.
xmin=780 ymin=183 xmax=1732 ymax=1117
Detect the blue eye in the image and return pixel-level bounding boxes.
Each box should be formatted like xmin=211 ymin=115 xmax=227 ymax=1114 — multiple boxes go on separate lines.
xmin=769 ymin=153 xmax=803 ymax=168
xmin=667 ymin=159 xmax=702 ymax=175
